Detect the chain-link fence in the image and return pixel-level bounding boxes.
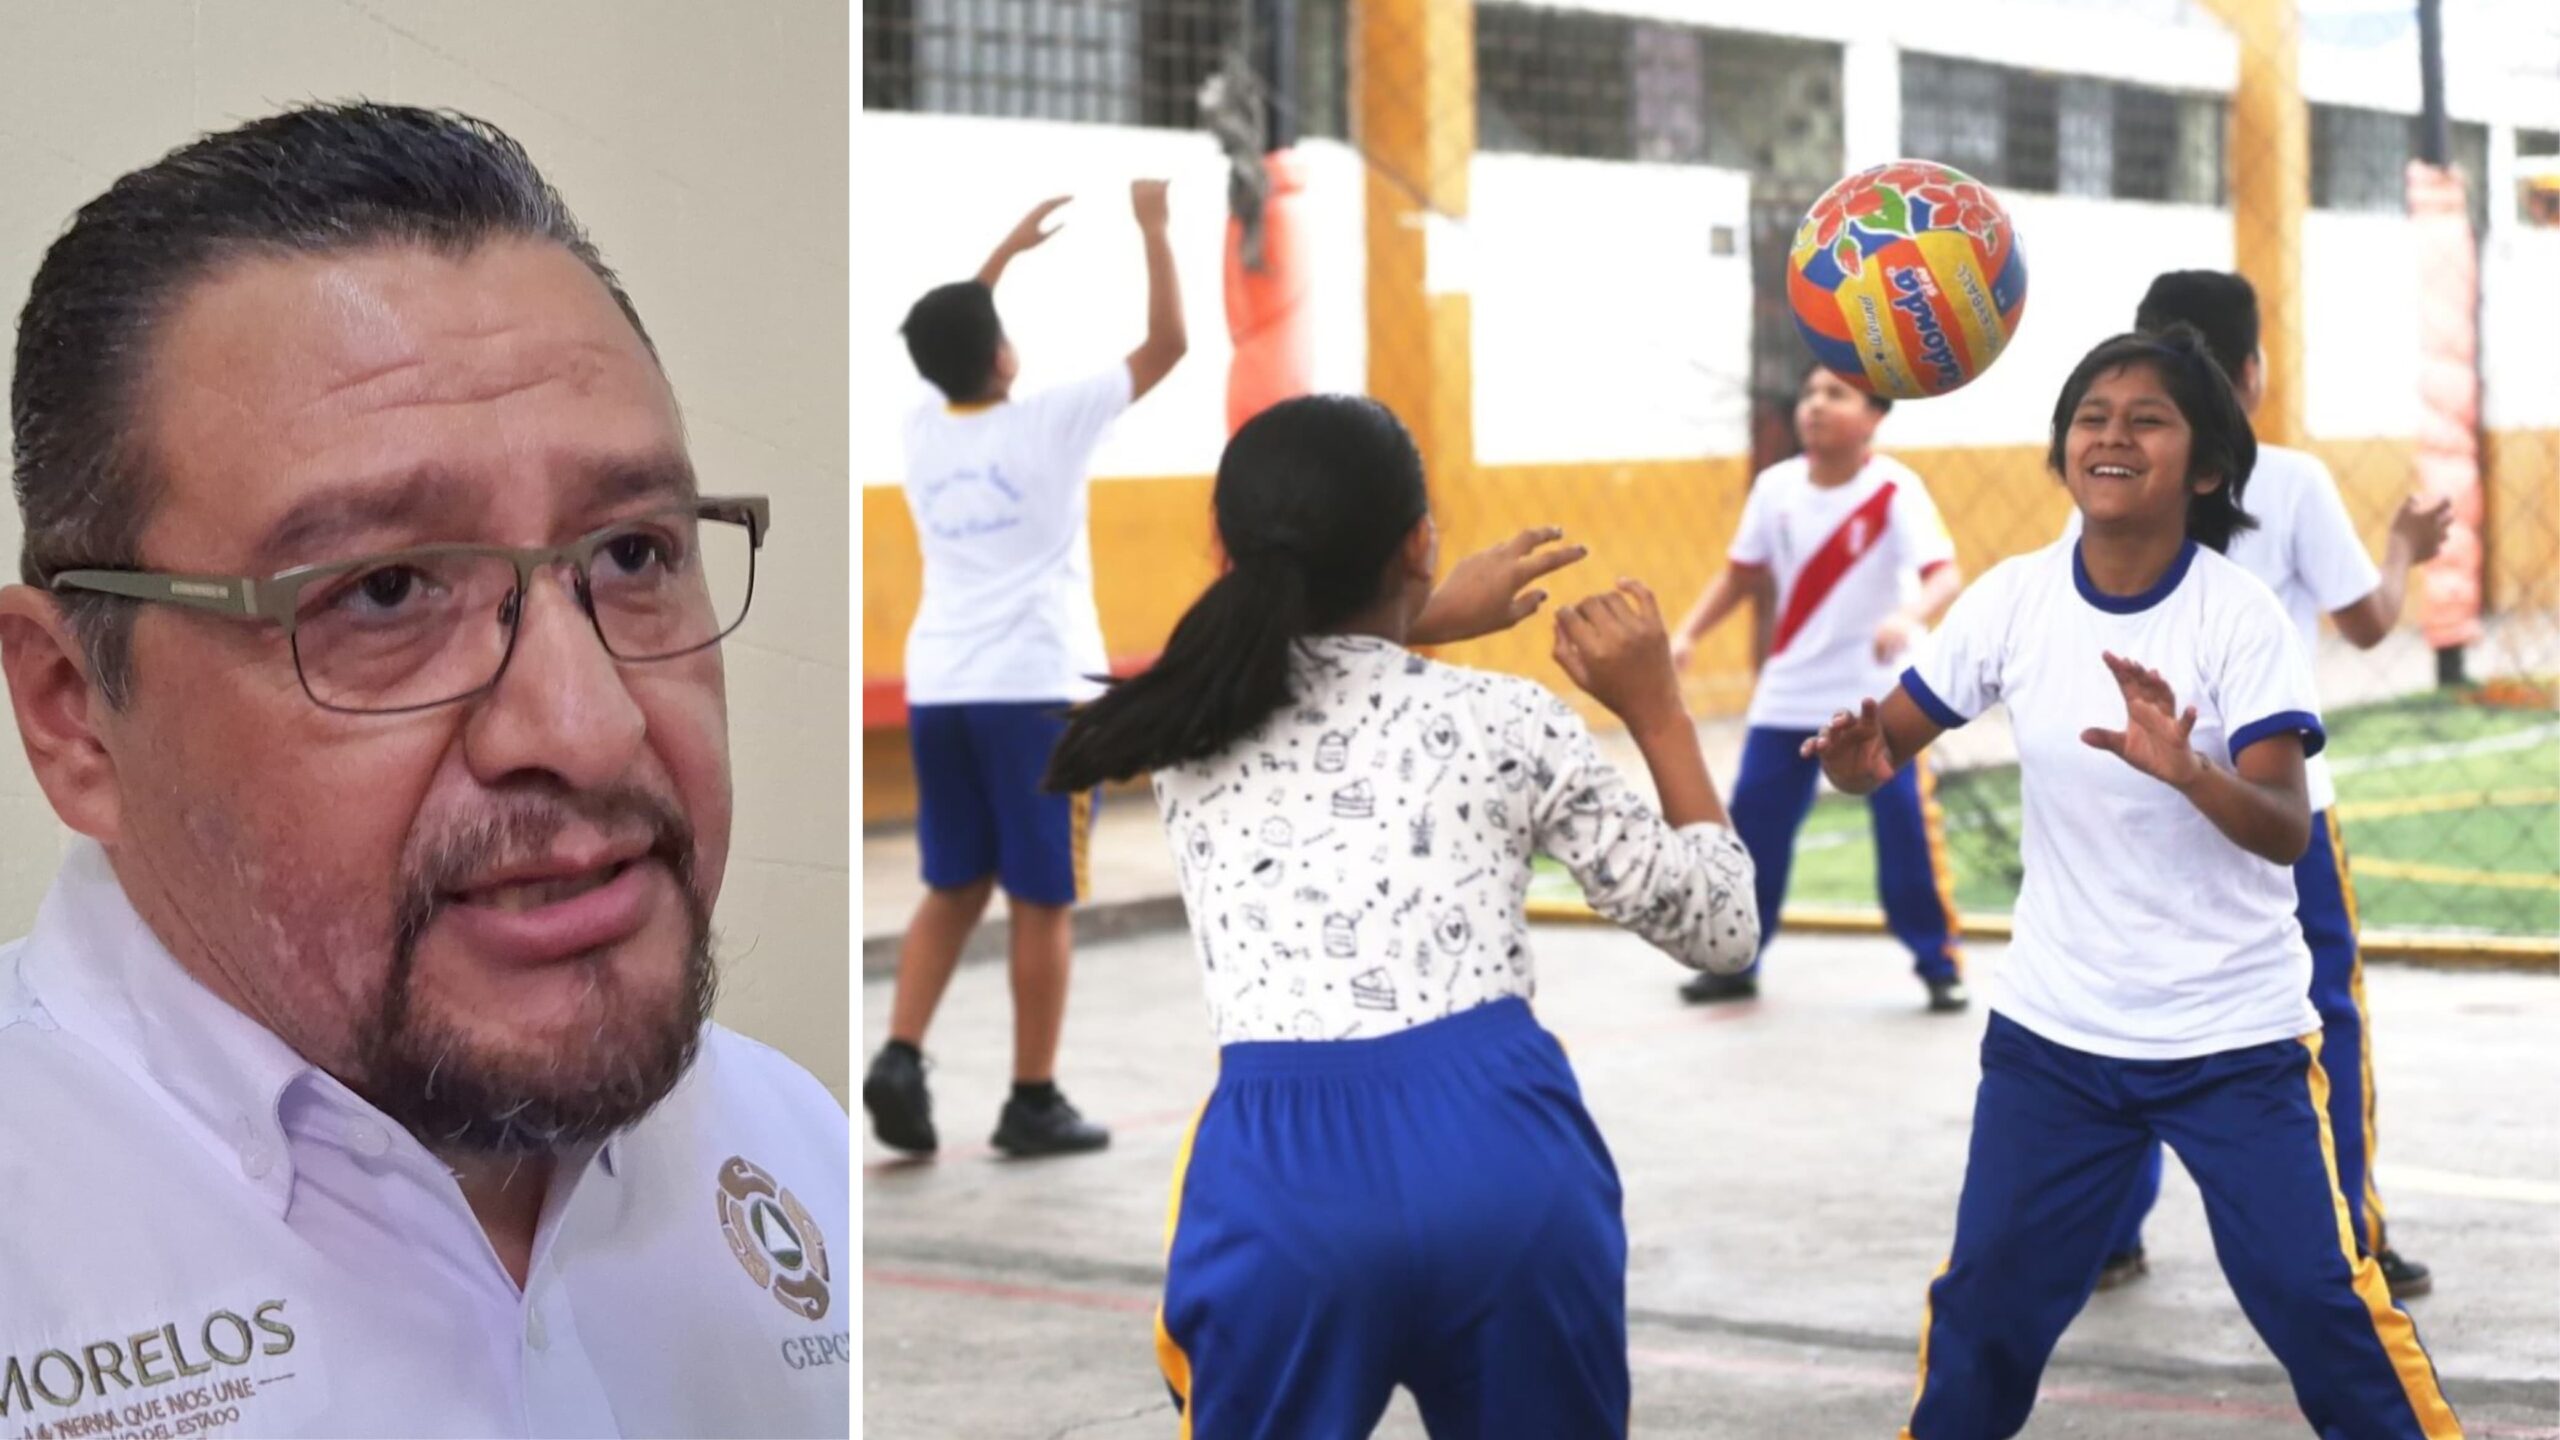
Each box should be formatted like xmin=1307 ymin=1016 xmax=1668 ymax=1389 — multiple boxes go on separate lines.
xmin=861 ymin=0 xmax=2560 ymax=949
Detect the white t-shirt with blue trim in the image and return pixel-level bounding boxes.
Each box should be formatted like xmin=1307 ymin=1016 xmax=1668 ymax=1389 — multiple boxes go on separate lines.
xmin=2061 ymin=445 xmax=2381 ymax=811
xmin=1900 ymin=538 xmax=2325 ymax=1060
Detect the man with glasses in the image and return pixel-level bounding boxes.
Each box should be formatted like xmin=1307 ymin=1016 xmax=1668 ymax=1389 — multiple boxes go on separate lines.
xmin=0 ymin=105 xmax=846 ymax=1436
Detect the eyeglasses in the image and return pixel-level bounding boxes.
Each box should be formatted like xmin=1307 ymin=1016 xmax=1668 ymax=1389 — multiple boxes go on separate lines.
xmin=49 ymin=496 xmax=769 ymax=714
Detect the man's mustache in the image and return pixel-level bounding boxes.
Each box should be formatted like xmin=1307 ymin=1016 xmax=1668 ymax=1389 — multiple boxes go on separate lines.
xmin=394 ymin=785 xmax=696 ymax=943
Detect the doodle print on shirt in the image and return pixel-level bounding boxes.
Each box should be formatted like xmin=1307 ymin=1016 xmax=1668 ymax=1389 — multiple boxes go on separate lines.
xmin=1154 ymin=634 xmax=1757 ymax=1043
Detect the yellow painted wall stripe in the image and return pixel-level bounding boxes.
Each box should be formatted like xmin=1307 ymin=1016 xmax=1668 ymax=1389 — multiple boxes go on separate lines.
xmin=2296 ymin=1033 xmax=2463 ymax=1437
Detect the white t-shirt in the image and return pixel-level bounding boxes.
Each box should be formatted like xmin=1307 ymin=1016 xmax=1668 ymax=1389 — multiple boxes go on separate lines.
xmin=901 ymin=366 xmax=1134 ymax=705
xmin=0 ymin=843 xmax=851 ymax=1438
xmin=1901 ymin=540 xmax=2326 ymax=1060
xmin=1153 ymin=636 xmax=1758 ymax=1045
xmin=1729 ymin=454 xmax=1958 ymax=730
xmin=2060 ymin=445 xmax=2378 ymax=810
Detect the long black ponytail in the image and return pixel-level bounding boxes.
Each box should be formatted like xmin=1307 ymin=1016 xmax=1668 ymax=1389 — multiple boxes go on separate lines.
xmin=1046 ymin=395 xmax=1428 ymax=791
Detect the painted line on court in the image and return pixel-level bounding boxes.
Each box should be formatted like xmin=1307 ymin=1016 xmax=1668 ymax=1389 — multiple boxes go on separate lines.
xmin=865 ymin=1267 xmax=2559 ymax=1433
xmin=2387 ymin=1165 xmax=2560 ymax=1206
xmin=2334 ymin=787 xmax=2560 ymax=822
xmin=866 ymin=1266 xmax=1154 ymax=1315
xmin=864 ymin=1105 xmax=1202 ymax=1175
xmin=2350 ymin=857 xmax=2560 ymax=893
xmin=1779 ymin=725 xmax=2560 ymax=856
xmin=2329 ymin=722 xmax=2560 ymax=777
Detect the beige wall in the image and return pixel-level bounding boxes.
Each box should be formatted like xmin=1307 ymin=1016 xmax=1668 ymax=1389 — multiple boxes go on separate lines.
xmin=0 ymin=1 xmax=851 ymax=1096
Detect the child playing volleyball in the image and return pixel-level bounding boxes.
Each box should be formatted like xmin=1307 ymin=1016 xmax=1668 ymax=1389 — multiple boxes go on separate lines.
xmin=1668 ymin=364 xmax=1968 ymax=1011
xmin=1046 ymin=394 xmax=1758 ymax=1437
xmin=1809 ymin=328 xmax=2460 ymax=1438
xmin=2072 ymin=271 xmax=2450 ymax=1299
xmin=868 ymin=183 xmax=1185 ymax=1159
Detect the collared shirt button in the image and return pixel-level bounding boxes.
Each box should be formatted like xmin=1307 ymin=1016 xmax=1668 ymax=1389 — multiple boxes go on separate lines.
xmin=348 ymin=1122 xmax=390 ymax=1158
xmin=240 ymin=1145 xmax=274 ymax=1179
xmin=526 ymin=1309 xmax=549 ymax=1352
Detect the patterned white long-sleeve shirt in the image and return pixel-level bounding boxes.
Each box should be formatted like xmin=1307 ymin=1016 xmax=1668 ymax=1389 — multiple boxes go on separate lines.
xmin=1153 ymin=635 xmax=1758 ymax=1044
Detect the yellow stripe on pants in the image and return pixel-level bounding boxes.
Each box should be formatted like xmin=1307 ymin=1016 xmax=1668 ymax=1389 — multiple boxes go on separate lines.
xmin=2297 ymin=1033 xmax=2462 ymax=1437
xmin=1898 ymin=1258 xmax=1952 ymax=1439
xmin=2326 ymin=812 xmax=2388 ymax=1255
xmin=1155 ymin=1099 xmax=1209 ymax=1437
xmin=1915 ymin=763 xmax=1965 ymax=977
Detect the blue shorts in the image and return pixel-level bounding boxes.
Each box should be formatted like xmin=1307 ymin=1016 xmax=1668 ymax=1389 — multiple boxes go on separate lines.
xmin=909 ymin=701 xmax=1092 ymax=906
xmin=1156 ymin=998 xmax=1629 ymax=1438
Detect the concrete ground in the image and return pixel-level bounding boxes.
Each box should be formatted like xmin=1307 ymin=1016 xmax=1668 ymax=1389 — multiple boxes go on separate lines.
xmin=862 ymin=921 xmax=2560 ymax=1438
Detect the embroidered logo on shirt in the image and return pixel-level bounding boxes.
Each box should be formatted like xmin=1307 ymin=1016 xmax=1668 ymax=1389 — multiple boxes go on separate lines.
xmin=718 ymin=1157 xmax=833 ymax=1323
xmin=2 ymin=1300 xmax=300 ymax=1434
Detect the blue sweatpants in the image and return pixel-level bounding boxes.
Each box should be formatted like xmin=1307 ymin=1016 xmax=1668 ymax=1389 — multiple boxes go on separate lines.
xmin=1156 ymin=998 xmax=1628 ymax=1438
xmin=2103 ymin=811 xmax=2391 ymax=1261
xmin=1729 ymin=725 xmax=1962 ymax=982
xmin=1906 ymin=1013 xmax=2459 ymax=1439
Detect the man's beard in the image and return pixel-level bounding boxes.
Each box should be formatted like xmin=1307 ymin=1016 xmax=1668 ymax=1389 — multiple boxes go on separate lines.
xmin=350 ymin=785 xmax=719 ymax=1155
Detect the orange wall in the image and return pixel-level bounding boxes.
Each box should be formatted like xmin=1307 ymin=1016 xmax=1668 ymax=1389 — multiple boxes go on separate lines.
xmin=863 ymin=428 xmax=2558 ymax=820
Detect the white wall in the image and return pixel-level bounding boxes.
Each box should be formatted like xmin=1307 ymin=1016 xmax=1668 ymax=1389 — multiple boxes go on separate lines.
xmin=1873 ymin=194 xmax=2233 ymax=449
xmin=1468 ymin=155 xmax=1754 ymax=464
xmin=0 ymin=0 xmax=851 ymax=1096
xmin=856 ymin=113 xmax=1370 ymax=486
xmin=2303 ymin=211 xmax=2425 ymax=440
xmin=2482 ymin=226 xmax=2560 ymax=430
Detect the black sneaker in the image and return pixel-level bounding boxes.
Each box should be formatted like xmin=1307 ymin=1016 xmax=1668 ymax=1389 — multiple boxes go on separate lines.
xmin=2093 ymin=1247 xmax=2149 ymax=1291
xmin=992 ymin=1089 xmax=1112 ymax=1158
xmin=862 ymin=1044 xmax=938 ymax=1155
xmin=2378 ymin=1247 xmax=2432 ymax=1300
xmin=1679 ymin=971 xmax=1760 ymax=1005
xmin=1925 ymin=978 xmax=1971 ymax=1013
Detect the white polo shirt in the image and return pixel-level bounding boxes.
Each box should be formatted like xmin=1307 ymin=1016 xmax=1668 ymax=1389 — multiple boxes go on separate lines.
xmin=1901 ymin=539 xmax=2325 ymax=1060
xmin=0 ymin=842 xmax=851 ymax=1438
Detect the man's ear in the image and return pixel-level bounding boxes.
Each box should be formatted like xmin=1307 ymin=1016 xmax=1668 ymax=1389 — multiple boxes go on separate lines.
xmin=0 ymin=586 xmax=123 ymax=843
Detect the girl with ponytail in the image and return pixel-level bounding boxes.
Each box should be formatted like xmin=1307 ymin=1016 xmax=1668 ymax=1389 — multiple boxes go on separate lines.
xmin=1053 ymin=394 xmax=1758 ymax=1436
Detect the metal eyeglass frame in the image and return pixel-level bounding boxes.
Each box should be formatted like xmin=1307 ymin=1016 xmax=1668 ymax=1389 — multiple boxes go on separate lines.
xmin=46 ymin=495 xmax=770 ymax=714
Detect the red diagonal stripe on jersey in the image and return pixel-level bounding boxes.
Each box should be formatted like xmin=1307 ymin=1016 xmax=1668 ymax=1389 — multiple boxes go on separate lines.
xmin=1771 ymin=481 xmax=1898 ymax=658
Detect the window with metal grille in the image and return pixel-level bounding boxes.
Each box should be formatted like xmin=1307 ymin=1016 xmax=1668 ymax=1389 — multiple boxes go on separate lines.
xmin=1900 ymin=54 xmax=2221 ymax=204
xmin=862 ymin=0 xmax=1345 ymax=138
xmin=1475 ymin=5 xmax=1841 ymax=187
xmin=2312 ymin=104 xmax=2409 ymax=213
xmin=2312 ymin=105 xmax=2493 ymax=232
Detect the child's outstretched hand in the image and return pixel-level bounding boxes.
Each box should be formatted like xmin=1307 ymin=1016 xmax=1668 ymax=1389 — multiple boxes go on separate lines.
xmin=1802 ymin=698 xmax=1894 ymax=793
xmin=2080 ymin=651 xmax=2203 ymax=789
xmin=1000 ymin=195 xmax=1071 ymax=256
xmin=1415 ymin=527 xmax=1590 ymax=645
xmin=1554 ymin=580 xmax=1682 ymax=732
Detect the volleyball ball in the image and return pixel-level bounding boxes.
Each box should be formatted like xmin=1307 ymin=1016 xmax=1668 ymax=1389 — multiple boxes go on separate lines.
xmin=1788 ymin=160 xmax=2028 ymax=400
